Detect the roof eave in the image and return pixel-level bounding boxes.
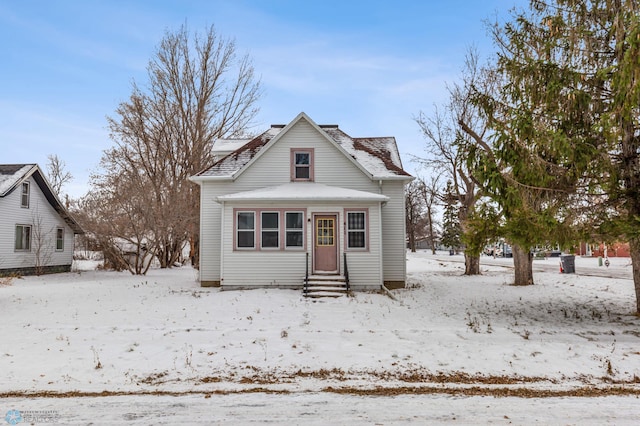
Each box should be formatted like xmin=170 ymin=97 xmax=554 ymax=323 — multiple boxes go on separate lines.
xmin=373 ymin=175 xmax=414 ymax=181
xmin=216 ymin=195 xmax=390 ymax=203
xmin=189 ymin=175 xmax=234 ymax=184
xmin=30 ymin=169 xmax=85 ymax=234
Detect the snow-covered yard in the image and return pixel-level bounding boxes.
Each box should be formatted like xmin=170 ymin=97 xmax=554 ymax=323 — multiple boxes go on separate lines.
xmin=1 ymin=251 xmax=639 ymax=424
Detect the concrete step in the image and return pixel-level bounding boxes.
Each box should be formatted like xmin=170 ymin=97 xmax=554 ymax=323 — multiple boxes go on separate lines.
xmin=306 ymin=286 xmax=348 ymax=292
xmin=303 ymin=275 xmax=349 ymax=298
xmin=306 ymin=280 xmax=347 ymax=287
xmin=305 ymin=291 xmax=344 ymax=298
xmin=306 ymin=275 xmax=346 ymax=282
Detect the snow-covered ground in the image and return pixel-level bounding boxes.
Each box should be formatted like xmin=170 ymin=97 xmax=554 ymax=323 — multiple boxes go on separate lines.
xmin=1 ymin=251 xmax=639 ymax=424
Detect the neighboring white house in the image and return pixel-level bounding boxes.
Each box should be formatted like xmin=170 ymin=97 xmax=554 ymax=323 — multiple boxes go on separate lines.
xmin=0 ymin=164 xmax=83 ymax=276
xmin=190 ymin=112 xmax=413 ymax=291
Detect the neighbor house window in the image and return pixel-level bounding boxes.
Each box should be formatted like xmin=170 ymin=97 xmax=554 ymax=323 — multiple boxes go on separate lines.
xmin=237 ymin=212 xmax=255 ymax=248
xmin=285 ymin=212 xmax=304 ymax=248
xmin=56 ymin=227 xmax=64 ymax=251
xmin=15 ymin=224 xmax=31 ymax=251
xmin=261 ymin=212 xmax=280 ymax=249
xmin=346 ymin=211 xmax=367 ymax=249
xmin=21 ymin=182 xmax=30 ymax=208
xmin=291 ymin=149 xmax=313 ymax=181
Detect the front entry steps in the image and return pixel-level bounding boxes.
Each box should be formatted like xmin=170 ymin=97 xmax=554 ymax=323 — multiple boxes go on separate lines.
xmin=303 ymin=275 xmax=349 ymax=298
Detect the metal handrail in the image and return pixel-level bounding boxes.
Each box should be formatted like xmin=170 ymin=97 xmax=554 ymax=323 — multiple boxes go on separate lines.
xmin=343 ymin=252 xmax=350 ymax=292
xmin=304 ymin=252 xmax=309 ymax=295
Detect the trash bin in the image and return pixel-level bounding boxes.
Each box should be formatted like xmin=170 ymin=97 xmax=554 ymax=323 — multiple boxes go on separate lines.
xmin=560 ymin=255 xmax=575 ymax=274
xmin=449 ymin=249 xmax=454 ymax=255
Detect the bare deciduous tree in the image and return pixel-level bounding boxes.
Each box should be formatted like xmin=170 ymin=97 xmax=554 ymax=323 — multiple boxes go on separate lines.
xmin=415 ymin=50 xmax=495 ymax=274
xmin=31 ymin=206 xmax=53 ymax=276
xmin=84 ymin=24 xmax=261 ymax=273
xmin=406 ymin=180 xmax=426 ymax=253
xmin=46 ymin=154 xmax=73 ymax=199
xmin=420 ymin=176 xmax=441 ymax=255
xmin=406 ymin=177 xmax=441 ymax=254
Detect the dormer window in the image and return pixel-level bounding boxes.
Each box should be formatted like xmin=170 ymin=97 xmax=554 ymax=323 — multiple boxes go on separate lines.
xmin=21 ymin=182 xmax=30 ymax=208
xmin=291 ymin=148 xmax=314 ymax=181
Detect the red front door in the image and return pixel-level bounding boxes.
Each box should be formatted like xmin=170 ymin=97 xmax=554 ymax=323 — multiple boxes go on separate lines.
xmin=314 ymin=215 xmax=338 ymax=273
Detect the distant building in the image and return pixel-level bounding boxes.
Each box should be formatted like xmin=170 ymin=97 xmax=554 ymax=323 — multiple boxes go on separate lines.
xmin=578 ymin=242 xmax=630 ymax=258
xmin=0 ymin=164 xmax=84 ymax=276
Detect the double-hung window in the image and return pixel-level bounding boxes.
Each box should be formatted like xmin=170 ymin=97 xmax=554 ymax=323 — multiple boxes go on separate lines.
xmin=56 ymin=227 xmax=64 ymax=251
xmin=15 ymin=224 xmax=32 ymax=251
xmin=237 ymin=212 xmax=255 ymax=249
xmin=261 ymin=212 xmax=279 ymax=249
xmin=291 ymin=149 xmax=313 ymax=181
xmin=235 ymin=209 xmax=306 ymax=251
xmin=21 ymin=182 xmax=30 ymax=208
xmin=285 ymin=212 xmax=304 ymax=248
xmin=346 ymin=211 xmax=367 ymax=249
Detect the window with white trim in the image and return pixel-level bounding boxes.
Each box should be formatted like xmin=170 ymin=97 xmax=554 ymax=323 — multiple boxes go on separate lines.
xmin=56 ymin=227 xmax=64 ymax=251
xmin=261 ymin=212 xmax=280 ymax=249
xmin=15 ymin=224 xmax=31 ymax=251
xmin=21 ymin=182 xmax=30 ymax=208
xmin=346 ymin=211 xmax=366 ymax=249
xmin=237 ymin=212 xmax=255 ymax=248
xmin=291 ymin=149 xmax=313 ymax=181
xmin=285 ymin=212 xmax=304 ymax=248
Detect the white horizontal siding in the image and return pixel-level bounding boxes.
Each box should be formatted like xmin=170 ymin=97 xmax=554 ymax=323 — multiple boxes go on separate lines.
xmin=198 ymin=181 xmax=237 ymax=283
xmin=198 ymin=117 xmax=405 ymax=288
xmin=219 ymin=201 xmax=382 ymax=288
xmin=236 ymin=119 xmax=379 ymax=193
xmin=343 ymin=203 xmax=382 ymax=289
xmin=0 ymin=176 xmax=74 ymax=270
xmin=381 ymin=180 xmax=408 ymax=283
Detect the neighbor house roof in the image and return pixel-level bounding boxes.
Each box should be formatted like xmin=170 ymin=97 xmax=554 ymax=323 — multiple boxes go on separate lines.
xmin=0 ymin=164 xmax=84 ymax=234
xmin=192 ymin=112 xmax=412 ymax=181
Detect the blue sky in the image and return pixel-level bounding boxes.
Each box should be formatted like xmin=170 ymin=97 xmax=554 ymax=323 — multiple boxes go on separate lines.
xmin=0 ymin=0 xmax=526 ymax=198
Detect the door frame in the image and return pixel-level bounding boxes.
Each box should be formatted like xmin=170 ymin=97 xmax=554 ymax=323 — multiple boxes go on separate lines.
xmin=312 ymin=213 xmax=339 ymax=274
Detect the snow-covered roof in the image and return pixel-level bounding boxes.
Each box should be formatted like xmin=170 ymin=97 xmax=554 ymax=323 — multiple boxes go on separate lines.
xmin=198 ymin=127 xmax=282 ymax=178
xmin=212 ymin=138 xmax=254 ymax=158
xmin=323 ymin=127 xmax=409 ymax=178
xmin=192 ymin=113 xmax=411 ymax=181
xmin=0 ymin=164 xmax=35 ymax=196
xmin=216 ymin=182 xmax=390 ymax=202
xmin=0 ymin=163 xmax=84 ymax=234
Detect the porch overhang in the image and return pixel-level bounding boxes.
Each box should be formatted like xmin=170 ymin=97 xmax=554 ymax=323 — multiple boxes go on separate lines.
xmin=215 ymin=182 xmax=389 ymax=203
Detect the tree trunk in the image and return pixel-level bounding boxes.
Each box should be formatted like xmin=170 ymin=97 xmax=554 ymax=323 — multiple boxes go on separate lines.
xmin=427 ymin=211 xmax=436 ymax=255
xmin=512 ymin=244 xmax=534 ymax=286
xmin=464 ymin=253 xmax=480 ymax=275
xmin=630 ymin=237 xmax=640 ymax=315
xmin=190 ymin=233 xmax=200 ymax=269
xmin=409 ymin=232 xmax=416 ymax=253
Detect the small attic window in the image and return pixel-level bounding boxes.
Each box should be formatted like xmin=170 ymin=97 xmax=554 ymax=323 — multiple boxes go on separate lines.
xmin=21 ymin=182 xmax=30 ymax=208
xmin=291 ymin=148 xmax=314 ymax=181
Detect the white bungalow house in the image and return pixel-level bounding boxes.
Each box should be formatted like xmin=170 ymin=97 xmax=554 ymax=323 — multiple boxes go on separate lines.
xmin=0 ymin=164 xmax=83 ymax=276
xmin=190 ymin=112 xmax=412 ymax=293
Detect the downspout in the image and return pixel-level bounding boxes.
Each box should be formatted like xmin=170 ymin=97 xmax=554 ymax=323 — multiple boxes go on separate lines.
xmin=378 ymin=185 xmax=384 ymax=291
xmin=220 ymin=200 xmax=225 ymax=285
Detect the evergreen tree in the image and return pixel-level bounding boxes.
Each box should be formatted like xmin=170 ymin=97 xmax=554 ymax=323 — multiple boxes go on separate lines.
xmin=463 ymin=1 xmax=601 ymax=285
xmin=440 ymin=181 xmax=462 ymax=252
xmin=474 ymin=0 xmax=640 ymax=309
